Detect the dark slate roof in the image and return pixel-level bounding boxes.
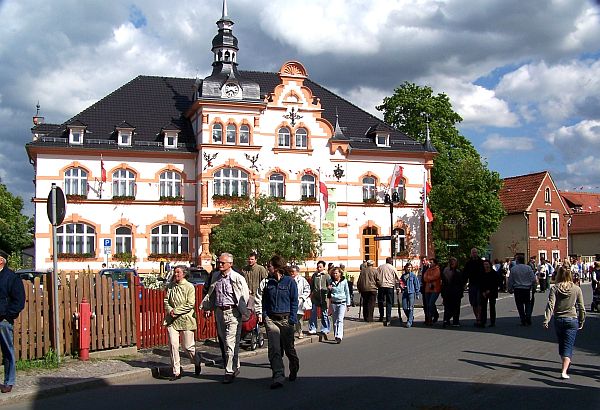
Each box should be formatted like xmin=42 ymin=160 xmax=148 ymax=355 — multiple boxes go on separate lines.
xmin=27 ymin=72 xmax=430 ymax=154
xmin=31 ymin=123 xmax=61 ymax=133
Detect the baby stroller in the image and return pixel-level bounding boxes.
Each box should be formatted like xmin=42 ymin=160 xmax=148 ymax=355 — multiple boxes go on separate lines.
xmin=240 ymin=310 xmax=264 ymax=351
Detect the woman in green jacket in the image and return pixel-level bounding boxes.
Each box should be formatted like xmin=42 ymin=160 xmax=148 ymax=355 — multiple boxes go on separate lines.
xmin=164 ymin=265 xmax=201 ymax=380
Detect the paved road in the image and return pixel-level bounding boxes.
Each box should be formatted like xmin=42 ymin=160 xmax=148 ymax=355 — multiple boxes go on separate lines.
xmin=6 ymin=287 xmax=600 ymax=410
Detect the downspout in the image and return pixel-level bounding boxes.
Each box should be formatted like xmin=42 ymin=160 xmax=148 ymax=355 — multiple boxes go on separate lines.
xmin=523 ymin=212 xmax=530 ymax=259
xmin=566 ymin=214 xmax=572 ymax=256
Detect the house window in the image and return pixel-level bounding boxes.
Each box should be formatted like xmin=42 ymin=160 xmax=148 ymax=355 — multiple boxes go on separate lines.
xmin=301 ymin=174 xmax=315 ymax=199
xmin=295 ymin=128 xmax=307 ymax=148
xmin=118 ymin=131 xmax=132 ymax=146
xmin=544 ymin=187 xmax=551 ymax=203
xmin=269 ymin=173 xmax=285 ymax=198
xmin=226 ymin=124 xmax=236 ymax=144
xmin=393 ymin=228 xmax=406 ymax=255
xmin=112 ymin=169 xmax=136 ymax=197
xmin=212 ymin=124 xmax=223 ymax=143
xmin=57 ymin=223 xmax=95 ymax=255
xmin=278 ymin=127 xmax=291 ymax=148
xmin=164 ymin=132 xmax=178 ymax=148
xmin=159 ymin=171 xmax=182 ymax=198
xmin=362 ymin=176 xmax=376 ymax=200
xmin=376 ymin=133 xmax=389 ymax=147
xmin=538 ymin=213 xmax=546 ymax=237
xmin=552 ymin=251 xmax=560 ymax=264
xmin=213 ymin=168 xmax=249 ymax=196
xmin=64 ymin=168 xmax=88 ymax=196
xmin=115 ymin=226 xmax=132 ymax=254
xmin=239 ymin=125 xmax=250 ymax=144
xmin=151 ymin=224 xmax=189 ymax=254
xmin=539 ymin=251 xmax=547 ymax=261
xmin=551 ymin=214 xmax=559 ymax=238
xmin=69 ymin=129 xmax=83 ymax=145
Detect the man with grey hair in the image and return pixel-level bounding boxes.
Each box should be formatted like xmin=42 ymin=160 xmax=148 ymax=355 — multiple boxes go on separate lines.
xmin=357 ymin=260 xmax=378 ymax=322
xmin=0 ymin=250 xmax=25 ymax=393
xmin=202 ymin=252 xmax=250 ymax=384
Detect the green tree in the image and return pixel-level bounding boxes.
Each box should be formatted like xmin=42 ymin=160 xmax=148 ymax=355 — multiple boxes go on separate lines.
xmin=377 ymin=82 xmax=505 ymax=263
xmin=210 ymin=196 xmax=320 ymax=267
xmin=0 ymin=181 xmax=34 ymax=255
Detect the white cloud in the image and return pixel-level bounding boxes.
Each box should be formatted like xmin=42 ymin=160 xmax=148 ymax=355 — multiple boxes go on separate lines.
xmin=482 ymin=134 xmax=535 ymax=151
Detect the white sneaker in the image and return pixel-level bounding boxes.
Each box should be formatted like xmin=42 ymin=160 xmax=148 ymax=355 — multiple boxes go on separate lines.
xmin=561 ymin=373 xmax=570 ymax=379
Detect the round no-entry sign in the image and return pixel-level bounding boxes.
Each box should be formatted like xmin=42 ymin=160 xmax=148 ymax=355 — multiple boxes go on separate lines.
xmin=47 ymin=185 xmax=66 ymax=226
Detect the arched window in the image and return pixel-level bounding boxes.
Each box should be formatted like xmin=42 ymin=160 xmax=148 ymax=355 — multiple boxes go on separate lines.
xmin=57 ymin=223 xmax=95 ymax=255
xmin=115 ymin=226 xmax=132 ymax=254
xmin=301 ymin=174 xmax=316 ymax=199
xmin=393 ymin=228 xmax=406 ymax=255
xmin=213 ymin=168 xmax=249 ymax=197
xmin=545 ymin=187 xmax=551 ymax=203
xmin=239 ymin=125 xmax=250 ymax=144
xmin=112 ymin=169 xmax=135 ymax=197
xmin=362 ymin=176 xmax=376 ymax=200
xmin=212 ymin=123 xmax=223 ymax=143
xmin=278 ymin=127 xmax=291 ymax=148
xmin=151 ymin=224 xmax=189 ymax=254
xmin=295 ymin=128 xmax=307 ymax=148
xmin=226 ymin=124 xmax=236 ymax=144
xmin=64 ymin=168 xmax=88 ymax=196
xmin=159 ymin=171 xmax=182 ymax=198
xmin=269 ymin=173 xmax=285 ymax=198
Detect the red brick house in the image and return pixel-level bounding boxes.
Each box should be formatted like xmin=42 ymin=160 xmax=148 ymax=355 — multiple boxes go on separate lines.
xmin=490 ymin=171 xmax=570 ymax=263
xmin=560 ymin=191 xmax=600 ymax=258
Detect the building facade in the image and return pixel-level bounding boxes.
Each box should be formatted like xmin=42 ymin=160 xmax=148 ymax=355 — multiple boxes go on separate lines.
xmin=490 ymin=171 xmax=570 ymax=263
xmin=560 ymin=191 xmax=600 ymax=258
xmin=26 ymin=3 xmax=435 ymax=273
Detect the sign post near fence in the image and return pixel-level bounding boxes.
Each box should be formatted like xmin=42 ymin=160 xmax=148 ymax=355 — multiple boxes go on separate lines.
xmin=47 ymin=183 xmax=66 ymax=363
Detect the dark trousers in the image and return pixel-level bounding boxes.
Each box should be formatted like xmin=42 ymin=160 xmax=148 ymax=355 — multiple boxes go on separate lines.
xmin=480 ymin=296 xmax=496 ymax=325
xmin=377 ymin=287 xmax=394 ymax=322
xmin=360 ymin=291 xmax=377 ymax=322
xmin=264 ymin=316 xmax=299 ymax=383
xmin=539 ymin=277 xmax=547 ymax=292
xmin=514 ymin=288 xmax=533 ymax=324
xmin=443 ymin=296 xmax=461 ymax=325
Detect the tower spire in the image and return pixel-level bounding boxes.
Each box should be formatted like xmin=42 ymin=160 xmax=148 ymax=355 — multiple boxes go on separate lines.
xmin=222 ymin=0 xmax=228 ymax=20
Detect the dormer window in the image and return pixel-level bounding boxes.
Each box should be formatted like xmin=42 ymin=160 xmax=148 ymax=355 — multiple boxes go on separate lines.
xmin=376 ymin=133 xmax=390 ymax=147
xmin=118 ymin=130 xmax=132 ymax=146
xmin=164 ymin=132 xmax=178 ymax=148
xmin=544 ymin=187 xmax=551 ymax=203
xmin=69 ymin=128 xmax=84 ymax=145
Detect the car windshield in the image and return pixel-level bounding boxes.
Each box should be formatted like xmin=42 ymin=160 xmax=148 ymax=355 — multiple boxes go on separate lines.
xmin=112 ymin=271 xmax=127 ymax=281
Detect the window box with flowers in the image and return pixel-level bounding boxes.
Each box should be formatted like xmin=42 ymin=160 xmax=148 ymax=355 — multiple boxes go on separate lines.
xmin=66 ymin=194 xmax=87 ymax=202
xmin=363 ymin=197 xmax=378 ymax=205
xmin=212 ymin=194 xmax=250 ymax=206
xmin=395 ymin=249 xmax=410 ymax=258
xmin=58 ymin=252 xmax=94 ymax=260
xmin=111 ymin=195 xmax=135 ymax=202
xmin=300 ymin=195 xmax=317 ymax=203
xmin=148 ymin=253 xmax=191 ymax=261
xmin=159 ymin=195 xmax=184 ymax=203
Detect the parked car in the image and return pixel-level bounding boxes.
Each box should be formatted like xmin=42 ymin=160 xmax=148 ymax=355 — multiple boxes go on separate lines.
xmin=99 ymin=268 xmax=138 ymax=287
xmin=15 ymin=269 xmax=48 ymax=283
xmin=187 ymin=267 xmax=210 ymax=286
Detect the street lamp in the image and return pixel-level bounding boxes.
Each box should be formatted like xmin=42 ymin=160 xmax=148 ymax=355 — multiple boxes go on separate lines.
xmin=384 ymin=189 xmax=403 ymax=262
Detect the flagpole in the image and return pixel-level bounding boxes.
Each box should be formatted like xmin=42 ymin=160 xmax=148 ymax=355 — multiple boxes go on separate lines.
xmin=424 ymin=170 xmax=428 ymax=258
xmin=318 ymin=168 xmax=323 ymax=251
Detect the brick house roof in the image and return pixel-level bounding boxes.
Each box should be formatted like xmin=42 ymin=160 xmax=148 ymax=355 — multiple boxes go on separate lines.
xmin=570 ymin=211 xmax=600 ymax=234
xmin=499 ymin=171 xmax=548 ymax=214
xmin=559 ymin=191 xmax=600 ymax=213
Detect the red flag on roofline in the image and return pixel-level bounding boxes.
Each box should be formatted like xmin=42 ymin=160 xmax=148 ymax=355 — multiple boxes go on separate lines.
xmin=423 ymin=175 xmax=434 ymax=222
xmin=101 ymin=156 xmax=107 ymax=183
xmin=319 ymin=181 xmax=328 ymax=212
xmin=391 ymin=164 xmax=404 ymax=189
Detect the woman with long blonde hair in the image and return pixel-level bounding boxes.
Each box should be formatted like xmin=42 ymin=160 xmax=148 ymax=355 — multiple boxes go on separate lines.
xmin=543 ymin=265 xmax=585 ymax=379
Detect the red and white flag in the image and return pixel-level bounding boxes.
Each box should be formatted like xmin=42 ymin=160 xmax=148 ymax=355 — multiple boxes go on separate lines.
xmin=100 ymin=156 xmax=107 ymax=183
xmin=423 ymin=174 xmax=433 ymax=222
xmin=391 ymin=164 xmax=404 ymax=189
xmin=319 ymin=181 xmax=329 ymax=212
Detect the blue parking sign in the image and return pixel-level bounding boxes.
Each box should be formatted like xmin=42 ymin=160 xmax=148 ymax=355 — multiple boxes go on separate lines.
xmin=103 ymin=239 xmax=112 ymax=247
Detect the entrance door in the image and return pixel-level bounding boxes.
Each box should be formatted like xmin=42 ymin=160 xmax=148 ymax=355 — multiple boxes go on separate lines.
xmin=363 ymin=227 xmax=379 ymax=263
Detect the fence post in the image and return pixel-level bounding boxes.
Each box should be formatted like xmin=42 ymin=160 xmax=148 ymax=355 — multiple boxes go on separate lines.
xmin=131 ymin=273 xmax=141 ymax=348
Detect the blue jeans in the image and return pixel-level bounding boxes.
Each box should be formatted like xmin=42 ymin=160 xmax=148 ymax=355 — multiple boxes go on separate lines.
xmin=0 ymin=320 xmax=16 ymax=386
xmin=401 ymin=292 xmax=415 ymax=327
xmin=555 ymin=317 xmax=578 ymax=358
xmin=424 ymin=292 xmax=439 ymax=323
xmin=331 ymin=302 xmax=347 ymax=340
xmin=308 ymin=303 xmax=330 ymax=334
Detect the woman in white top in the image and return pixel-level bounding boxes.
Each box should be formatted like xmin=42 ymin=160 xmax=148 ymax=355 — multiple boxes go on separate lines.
xmin=291 ymin=265 xmax=311 ymax=338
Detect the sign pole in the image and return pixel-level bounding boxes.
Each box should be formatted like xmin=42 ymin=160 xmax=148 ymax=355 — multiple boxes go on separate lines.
xmin=51 ymin=183 xmax=61 ymax=364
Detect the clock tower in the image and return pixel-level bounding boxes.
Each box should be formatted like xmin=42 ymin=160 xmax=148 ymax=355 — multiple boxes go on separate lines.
xmin=199 ymin=0 xmax=260 ymax=101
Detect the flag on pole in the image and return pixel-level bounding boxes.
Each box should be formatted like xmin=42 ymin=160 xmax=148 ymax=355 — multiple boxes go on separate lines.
xmin=319 ymin=181 xmax=329 ymax=212
xmin=423 ymin=175 xmax=433 ymax=222
xmin=391 ymin=164 xmax=404 ymax=189
xmin=100 ymin=156 xmax=107 ymax=183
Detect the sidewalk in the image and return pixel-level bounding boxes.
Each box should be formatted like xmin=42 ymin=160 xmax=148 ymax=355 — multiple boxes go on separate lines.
xmin=1 ymin=302 xmax=423 ymax=406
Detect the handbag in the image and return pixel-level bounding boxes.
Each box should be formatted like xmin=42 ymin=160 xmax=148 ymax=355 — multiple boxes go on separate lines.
xmin=301 ymin=297 xmax=313 ymax=311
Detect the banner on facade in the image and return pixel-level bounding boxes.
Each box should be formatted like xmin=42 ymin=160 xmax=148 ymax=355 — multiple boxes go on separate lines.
xmin=322 ymin=189 xmax=336 ymax=243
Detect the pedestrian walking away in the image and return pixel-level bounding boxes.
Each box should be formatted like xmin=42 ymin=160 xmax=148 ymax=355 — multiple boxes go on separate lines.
xmin=543 ymin=265 xmax=585 ymax=379
xmin=328 ymin=266 xmax=351 ymax=343
xmin=480 ymin=260 xmax=501 ymax=327
xmin=508 ymin=254 xmax=538 ymax=326
xmin=357 ymin=260 xmax=378 ymax=322
xmin=441 ymin=257 xmax=464 ymax=327
xmin=423 ymin=258 xmax=441 ymax=326
xmin=163 ymin=265 xmax=201 ymax=380
xmin=376 ymin=257 xmax=401 ymax=326
xmin=399 ymin=262 xmax=420 ymax=328
xmin=464 ymin=248 xmax=485 ymax=327
xmin=0 ymin=250 xmax=25 ymax=394
xmin=308 ymin=261 xmax=331 ymax=337
xmin=291 ymin=265 xmax=311 ymax=338
xmin=261 ymin=255 xmax=300 ymax=389
xmin=202 ymin=252 xmax=250 ymax=384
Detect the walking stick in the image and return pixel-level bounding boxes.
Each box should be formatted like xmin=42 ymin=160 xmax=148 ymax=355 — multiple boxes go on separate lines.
xmin=358 ymin=295 xmax=362 ymax=318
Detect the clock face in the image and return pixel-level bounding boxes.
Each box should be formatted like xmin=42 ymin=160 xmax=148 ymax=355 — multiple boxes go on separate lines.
xmin=224 ymin=83 xmax=240 ymax=98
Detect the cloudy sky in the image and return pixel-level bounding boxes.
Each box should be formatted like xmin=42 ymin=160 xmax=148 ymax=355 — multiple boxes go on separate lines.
xmin=1 ymin=0 xmax=600 ymax=215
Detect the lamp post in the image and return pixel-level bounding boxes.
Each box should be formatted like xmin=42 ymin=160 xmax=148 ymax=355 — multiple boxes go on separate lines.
xmin=384 ymin=190 xmax=402 ymax=263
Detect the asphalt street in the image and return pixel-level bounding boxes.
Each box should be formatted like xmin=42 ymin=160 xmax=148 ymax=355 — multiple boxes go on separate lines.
xmin=5 ymin=286 xmax=600 ymax=410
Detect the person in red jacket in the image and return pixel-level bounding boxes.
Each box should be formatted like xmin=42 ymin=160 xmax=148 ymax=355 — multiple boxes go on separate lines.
xmin=423 ymin=258 xmax=441 ymax=326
